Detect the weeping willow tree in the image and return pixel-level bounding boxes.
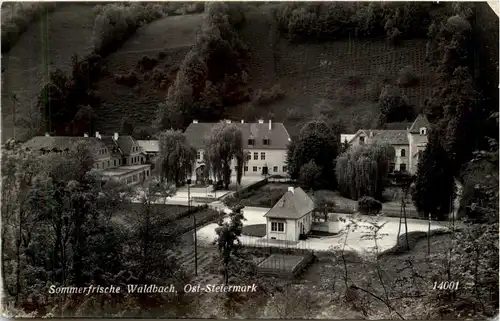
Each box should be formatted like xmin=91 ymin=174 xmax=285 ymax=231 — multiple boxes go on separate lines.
xmin=335 ymin=142 xmax=395 ymax=200
xmin=156 ymin=129 xmax=197 ymax=186
xmin=204 ymin=122 xmax=244 ymax=189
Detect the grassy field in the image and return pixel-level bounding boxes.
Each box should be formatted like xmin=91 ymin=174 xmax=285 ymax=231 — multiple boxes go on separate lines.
xmin=228 ymin=4 xmax=433 ymax=136
xmin=94 ymin=13 xmax=205 ymax=133
xmin=1 ymin=2 xmax=97 ymax=142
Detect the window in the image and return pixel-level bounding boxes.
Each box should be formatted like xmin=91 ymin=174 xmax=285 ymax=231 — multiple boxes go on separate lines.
xmin=244 ymin=166 xmax=248 ymax=172
xmin=400 ymin=163 xmax=407 ymax=172
xmin=401 ymin=149 xmax=406 ymax=157
xmin=246 ymin=153 xmax=251 ymax=161
xmin=253 ymin=152 xmax=258 ymax=160
xmin=146 ymin=170 xmax=149 ymax=176
xmin=96 ymin=163 xmax=99 ymax=169
xmin=119 ymin=159 xmax=122 ymax=165
xmin=114 ymin=160 xmax=117 ymax=167
xmin=359 ymin=136 xmax=365 ymax=145
xmin=107 ymin=160 xmax=110 ymax=168
xmin=283 ymin=166 xmax=288 ymax=172
xmin=420 ymin=127 xmax=427 ymax=135
xmin=389 ymin=162 xmax=395 ymax=172
xmin=261 ymin=152 xmax=265 ymax=160
xmin=271 ymin=221 xmax=285 ymax=232
xmin=273 ymin=166 xmax=278 ymax=172
xmin=263 ymin=138 xmax=270 ymax=145
xmin=197 ymin=151 xmax=201 ymax=160
xmin=253 ymin=166 xmax=258 ymax=172
xmin=248 ymin=139 xmax=255 ymax=146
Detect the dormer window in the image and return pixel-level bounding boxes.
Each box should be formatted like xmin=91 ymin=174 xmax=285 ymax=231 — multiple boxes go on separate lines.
xmin=359 ymin=136 xmax=365 ymax=145
xmin=248 ymin=138 xmax=255 ymax=146
xmin=263 ymin=138 xmax=270 ymax=145
xmin=420 ymin=127 xmax=427 ymax=135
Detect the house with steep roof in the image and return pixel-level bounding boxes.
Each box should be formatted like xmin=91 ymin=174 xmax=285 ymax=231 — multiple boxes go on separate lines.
xmin=183 ymin=119 xmax=292 ymax=182
xmin=23 ymin=132 xmax=152 ymax=186
xmin=263 ymin=187 xmax=315 ymax=242
xmin=343 ymin=114 xmax=430 ymax=174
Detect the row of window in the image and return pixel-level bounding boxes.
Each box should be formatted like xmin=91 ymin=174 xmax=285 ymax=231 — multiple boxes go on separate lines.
xmin=389 ymin=163 xmax=407 ymax=172
xmin=98 ymin=148 xmax=108 ymax=155
xmin=271 ymin=221 xmax=285 ymax=232
xmin=248 ymin=138 xmax=270 ymax=146
xmin=95 ymin=155 xmax=145 ymax=169
xmin=242 ymin=165 xmax=287 ymax=173
xmin=247 ymin=152 xmax=267 ymax=161
xmin=122 ymin=170 xmax=150 ymax=184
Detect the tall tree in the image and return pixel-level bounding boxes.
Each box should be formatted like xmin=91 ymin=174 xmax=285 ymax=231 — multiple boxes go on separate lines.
xmin=204 ymin=122 xmax=244 ymax=189
xmin=214 ymin=204 xmax=245 ymax=285
xmin=156 ymin=130 xmax=197 ymax=186
xmin=286 ymin=120 xmax=339 ymax=189
xmin=120 ymin=116 xmax=135 ymax=135
xmin=335 ymin=142 xmax=395 ymax=200
xmin=411 ymin=130 xmax=455 ymax=220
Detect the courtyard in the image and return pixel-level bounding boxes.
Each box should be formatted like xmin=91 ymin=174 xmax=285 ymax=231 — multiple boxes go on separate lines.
xmin=195 ymin=206 xmax=452 ymax=254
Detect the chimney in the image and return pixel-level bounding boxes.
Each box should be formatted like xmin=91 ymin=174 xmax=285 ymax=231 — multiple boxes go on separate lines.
xmin=269 ymin=119 xmax=272 ymax=130
xmin=95 ymin=131 xmax=100 ymax=139
xmin=226 ymin=119 xmax=231 ymax=124
xmin=193 ymin=120 xmax=198 ymax=124
xmin=114 ymin=132 xmax=119 ymax=141
xmin=369 ymin=131 xmax=374 ymax=138
xmin=288 ymin=187 xmax=294 ymax=194
xmin=83 ymin=133 xmax=89 ymax=137
xmin=45 ymin=132 xmax=50 ymax=137
xmin=258 ymin=119 xmax=264 ymax=124
xmin=241 ymin=120 xmax=244 ymax=123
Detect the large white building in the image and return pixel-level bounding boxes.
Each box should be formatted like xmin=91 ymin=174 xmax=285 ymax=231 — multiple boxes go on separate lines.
xmin=183 ymin=119 xmax=291 ymax=183
xmin=343 ymin=114 xmax=430 ymax=175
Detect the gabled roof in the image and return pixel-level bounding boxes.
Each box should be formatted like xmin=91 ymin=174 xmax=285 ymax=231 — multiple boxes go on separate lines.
xmin=409 ymin=114 xmax=430 ymax=134
xmin=100 ymin=136 xmax=123 ymax=158
xmin=264 ymin=187 xmax=315 ymax=219
xmin=351 ymin=129 xmax=409 ymax=145
xmin=341 ymin=134 xmax=355 ymax=144
xmin=137 ymin=140 xmax=159 ymax=153
xmin=184 ymin=121 xmax=291 ymax=150
xmin=22 ymin=136 xmax=109 ymax=158
xmin=116 ymin=136 xmax=139 ymax=155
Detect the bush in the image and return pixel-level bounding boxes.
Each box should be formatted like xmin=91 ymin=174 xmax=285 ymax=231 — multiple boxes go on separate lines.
xmin=114 ymin=71 xmax=138 ymax=87
xmin=151 ymin=67 xmax=166 ymax=86
xmin=251 ymin=84 xmax=285 ymax=106
xmin=357 ymin=196 xmax=382 ymax=215
xmin=397 ymin=65 xmax=419 ymax=87
xmin=137 ymin=55 xmax=158 ymax=71
xmin=1 ymin=2 xmax=57 ymax=53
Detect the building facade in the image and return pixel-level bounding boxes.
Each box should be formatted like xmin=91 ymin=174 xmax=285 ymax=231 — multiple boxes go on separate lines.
xmin=184 ymin=119 xmax=291 ymax=183
xmin=263 ymin=187 xmax=315 ymax=242
xmin=23 ymin=132 xmax=152 ymax=186
xmin=343 ymin=114 xmax=430 ymax=175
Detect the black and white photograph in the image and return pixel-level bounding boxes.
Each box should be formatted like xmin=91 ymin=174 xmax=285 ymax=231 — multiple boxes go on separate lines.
xmin=1 ymin=1 xmax=499 ymax=319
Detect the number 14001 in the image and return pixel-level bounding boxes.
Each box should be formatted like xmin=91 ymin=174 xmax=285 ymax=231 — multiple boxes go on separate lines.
xmin=433 ymin=281 xmax=459 ymax=290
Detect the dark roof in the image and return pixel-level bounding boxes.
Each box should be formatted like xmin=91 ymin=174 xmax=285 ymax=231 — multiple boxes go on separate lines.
xmin=184 ymin=121 xmax=291 ymax=150
xmin=385 ymin=122 xmax=413 ymax=130
xmin=101 ymin=136 xmax=122 ymax=157
xmin=409 ymin=114 xmax=430 ymax=134
xmin=22 ymin=136 xmax=108 ymax=158
xmin=116 ymin=136 xmax=139 ymax=155
xmin=358 ymin=129 xmax=409 ymax=145
xmin=264 ymin=187 xmax=315 ymax=219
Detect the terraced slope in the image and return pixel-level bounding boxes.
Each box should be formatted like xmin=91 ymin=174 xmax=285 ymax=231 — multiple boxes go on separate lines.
xmin=1 ymin=3 xmax=97 ymax=142
xmin=94 ymin=13 xmax=205 ymax=133
xmin=233 ymin=5 xmax=433 ymax=135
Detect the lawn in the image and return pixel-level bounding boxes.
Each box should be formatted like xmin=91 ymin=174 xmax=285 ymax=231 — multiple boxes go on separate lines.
xmin=242 ymin=224 xmax=267 ymax=237
xmin=226 ymin=183 xmax=289 ymax=208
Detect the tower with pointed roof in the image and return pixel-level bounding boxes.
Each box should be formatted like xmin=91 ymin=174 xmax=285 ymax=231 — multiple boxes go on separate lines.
xmin=407 ymin=113 xmax=430 ymax=174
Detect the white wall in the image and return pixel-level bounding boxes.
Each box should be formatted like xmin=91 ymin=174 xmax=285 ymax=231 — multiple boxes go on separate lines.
xmin=266 ymin=218 xmax=297 ymax=241
xmin=393 ymin=145 xmax=410 ymax=172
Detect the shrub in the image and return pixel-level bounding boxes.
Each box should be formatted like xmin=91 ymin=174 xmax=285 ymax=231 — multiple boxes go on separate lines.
xmin=1 ymin=2 xmax=57 ymax=53
xmin=157 ymin=51 xmax=167 ymax=60
xmin=397 ymin=65 xmax=419 ymax=87
xmin=251 ymin=84 xmax=285 ymax=106
xmin=357 ymin=196 xmax=382 ymax=215
xmin=137 ymin=55 xmax=158 ymax=71
xmin=114 ymin=71 xmax=138 ymax=87
xmin=151 ymin=67 xmax=166 ymax=86
xmin=387 ymin=27 xmax=402 ymax=45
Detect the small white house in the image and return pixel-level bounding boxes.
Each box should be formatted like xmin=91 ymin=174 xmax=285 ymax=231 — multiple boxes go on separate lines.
xmin=264 ymin=187 xmax=315 ymax=242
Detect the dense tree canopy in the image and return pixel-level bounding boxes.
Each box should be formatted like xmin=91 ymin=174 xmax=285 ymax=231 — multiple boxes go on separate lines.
xmin=156 ymin=129 xmax=196 ymax=186
xmin=204 ymin=122 xmax=244 ymax=189
xmin=335 ymin=142 xmax=395 ymax=200
xmin=411 ymin=130 xmax=455 ymax=220
xmin=286 ymin=120 xmax=339 ymax=189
